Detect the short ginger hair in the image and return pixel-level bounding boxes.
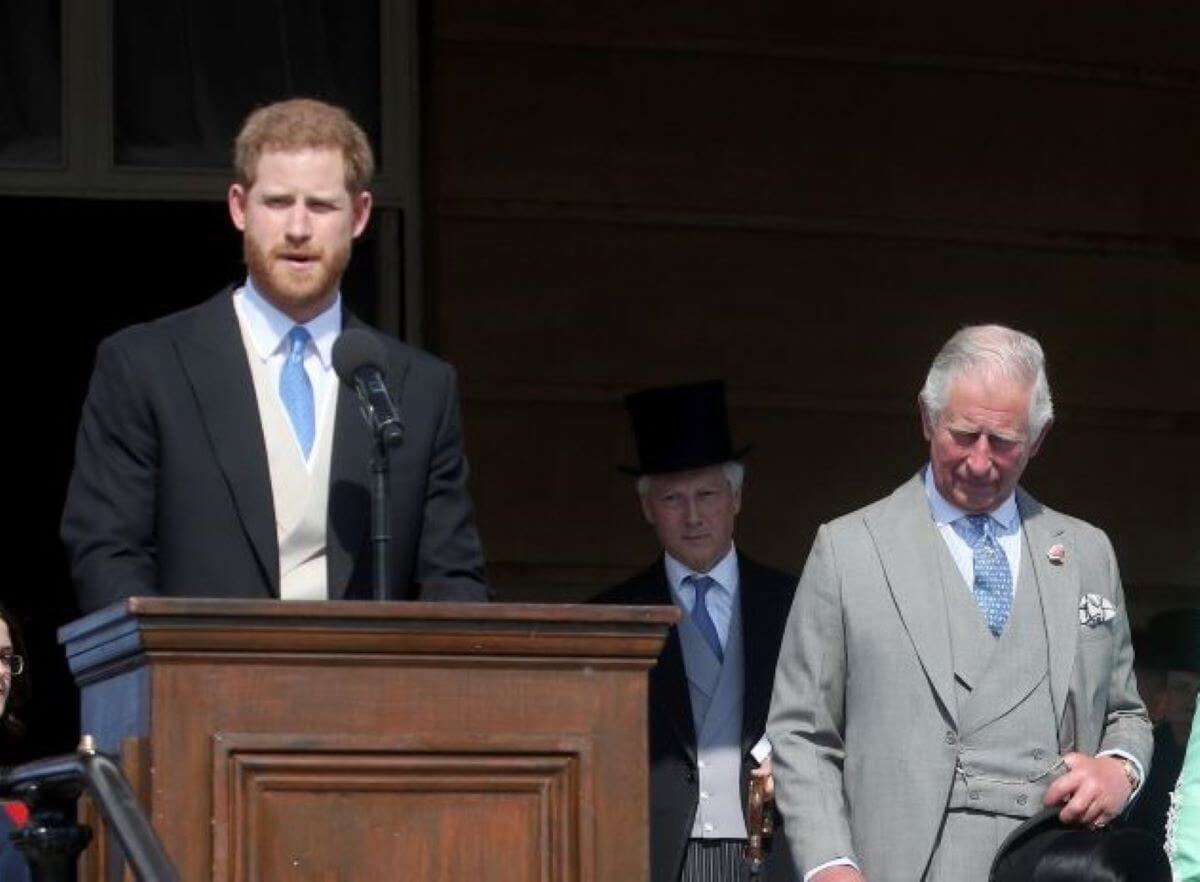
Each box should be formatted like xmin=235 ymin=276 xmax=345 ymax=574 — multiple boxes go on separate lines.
xmin=233 ymin=98 xmax=375 ymax=194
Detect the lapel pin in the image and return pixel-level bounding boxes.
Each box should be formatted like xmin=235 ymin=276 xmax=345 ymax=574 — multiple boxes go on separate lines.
xmin=1047 ymin=544 xmax=1067 ymax=565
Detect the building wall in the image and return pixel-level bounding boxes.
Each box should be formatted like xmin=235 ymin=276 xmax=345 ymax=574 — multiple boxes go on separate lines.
xmin=427 ymin=3 xmax=1199 ymax=611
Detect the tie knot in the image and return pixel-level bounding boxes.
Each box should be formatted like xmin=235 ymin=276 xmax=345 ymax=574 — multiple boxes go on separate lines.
xmin=686 ymin=574 xmax=716 ymax=599
xmin=286 ymin=326 xmax=311 ymax=361
xmin=954 ymin=513 xmax=996 ymax=547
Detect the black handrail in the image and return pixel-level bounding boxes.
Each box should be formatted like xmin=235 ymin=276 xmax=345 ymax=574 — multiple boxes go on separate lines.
xmin=1 ymin=738 xmax=178 ymax=882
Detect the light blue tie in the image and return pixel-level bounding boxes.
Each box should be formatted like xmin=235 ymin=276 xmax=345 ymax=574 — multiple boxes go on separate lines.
xmin=685 ymin=574 xmax=725 ymax=663
xmin=952 ymin=514 xmax=1013 ymax=638
xmin=279 ymin=326 xmax=315 ymax=457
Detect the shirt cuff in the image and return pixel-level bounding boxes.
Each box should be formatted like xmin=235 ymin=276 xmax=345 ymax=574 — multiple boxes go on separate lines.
xmin=1098 ymin=749 xmax=1145 ymax=806
xmin=750 ymin=735 xmax=772 ymax=765
xmin=804 ymin=857 xmax=860 ymax=882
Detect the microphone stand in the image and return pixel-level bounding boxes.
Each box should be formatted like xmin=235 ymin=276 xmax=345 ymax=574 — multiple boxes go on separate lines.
xmin=369 ymin=420 xmax=404 ymax=602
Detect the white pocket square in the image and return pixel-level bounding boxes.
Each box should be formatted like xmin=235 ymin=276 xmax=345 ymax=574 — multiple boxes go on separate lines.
xmin=1078 ymin=594 xmax=1116 ymax=627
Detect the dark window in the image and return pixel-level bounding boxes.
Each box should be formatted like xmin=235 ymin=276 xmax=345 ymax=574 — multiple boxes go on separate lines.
xmin=0 ymin=0 xmax=63 ymax=166
xmin=112 ymin=0 xmax=381 ymax=169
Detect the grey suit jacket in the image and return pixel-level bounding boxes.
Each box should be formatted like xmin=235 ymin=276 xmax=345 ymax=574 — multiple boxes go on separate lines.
xmin=766 ymin=473 xmax=1151 ymax=882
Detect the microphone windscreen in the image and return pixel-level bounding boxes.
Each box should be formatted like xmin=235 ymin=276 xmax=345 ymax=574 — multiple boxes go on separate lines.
xmin=332 ymin=328 xmax=389 ymax=382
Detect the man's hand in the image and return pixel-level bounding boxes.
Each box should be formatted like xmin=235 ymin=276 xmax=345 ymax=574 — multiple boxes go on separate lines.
xmin=1043 ymin=752 xmax=1132 ymax=828
xmin=750 ymin=755 xmax=774 ymax=799
xmin=811 ymin=867 xmax=866 ymax=882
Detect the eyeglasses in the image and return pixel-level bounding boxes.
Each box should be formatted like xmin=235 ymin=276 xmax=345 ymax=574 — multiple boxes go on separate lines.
xmin=0 ymin=652 xmax=23 ymax=676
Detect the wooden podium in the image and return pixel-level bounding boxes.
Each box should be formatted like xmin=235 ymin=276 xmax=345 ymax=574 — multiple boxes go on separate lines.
xmin=59 ymin=599 xmax=677 ymax=881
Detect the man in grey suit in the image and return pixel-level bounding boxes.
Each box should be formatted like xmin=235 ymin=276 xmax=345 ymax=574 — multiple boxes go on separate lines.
xmin=767 ymin=325 xmax=1152 ymax=882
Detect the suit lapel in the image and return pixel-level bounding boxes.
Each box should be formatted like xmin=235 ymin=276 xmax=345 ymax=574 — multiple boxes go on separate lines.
xmin=659 ymin=627 xmax=698 ymax=762
xmin=866 ymin=474 xmax=958 ymax=726
xmin=325 ymin=310 xmax=371 ymax=599
xmin=173 ymin=289 xmax=279 ymax=593
xmin=1018 ymin=489 xmax=1077 ymax=728
xmin=629 ymin=563 xmax=699 ymax=762
xmin=738 ymin=555 xmax=777 ymax=755
xmin=325 ymin=381 xmax=369 ymax=599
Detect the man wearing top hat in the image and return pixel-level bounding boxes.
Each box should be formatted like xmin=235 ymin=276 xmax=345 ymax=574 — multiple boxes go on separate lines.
xmin=595 ymin=380 xmax=799 ymax=882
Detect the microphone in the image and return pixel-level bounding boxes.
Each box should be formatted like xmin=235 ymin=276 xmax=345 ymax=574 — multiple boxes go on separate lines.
xmin=332 ymin=329 xmax=404 ymax=446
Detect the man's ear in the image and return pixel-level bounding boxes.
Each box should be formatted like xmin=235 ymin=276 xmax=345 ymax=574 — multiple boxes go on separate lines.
xmin=228 ymin=183 xmax=248 ymax=231
xmin=639 ymin=486 xmax=657 ymax=526
xmin=351 ymin=190 xmax=373 ymax=238
xmin=918 ymin=395 xmax=935 ymax=442
xmin=1028 ymin=419 xmax=1053 ymax=458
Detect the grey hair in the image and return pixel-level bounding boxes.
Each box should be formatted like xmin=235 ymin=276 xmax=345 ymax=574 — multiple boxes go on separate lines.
xmin=919 ymin=324 xmax=1054 ymax=438
xmin=635 ymin=461 xmax=745 ymax=497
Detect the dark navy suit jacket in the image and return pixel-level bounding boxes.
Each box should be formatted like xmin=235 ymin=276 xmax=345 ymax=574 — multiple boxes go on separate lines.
xmin=62 ymin=287 xmax=487 ymax=611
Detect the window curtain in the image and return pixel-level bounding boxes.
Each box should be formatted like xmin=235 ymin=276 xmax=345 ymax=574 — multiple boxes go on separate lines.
xmin=0 ymin=0 xmax=63 ymax=165
xmin=113 ymin=0 xmax=381 ymax=168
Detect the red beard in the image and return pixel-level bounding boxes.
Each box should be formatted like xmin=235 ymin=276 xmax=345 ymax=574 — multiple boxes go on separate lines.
xmin=243 ymin=234 xmax=351 ymax=319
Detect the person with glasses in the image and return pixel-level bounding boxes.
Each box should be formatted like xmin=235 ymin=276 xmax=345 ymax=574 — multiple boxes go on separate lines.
xmin=0 ymin=604 xmax=28 ymax=759
xmin=0 ymin=603 xmax=32 ymax=882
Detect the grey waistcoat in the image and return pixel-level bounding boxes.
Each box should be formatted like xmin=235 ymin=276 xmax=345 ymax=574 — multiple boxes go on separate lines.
xmin=679 ymin=596 xmax=747 ymax=839
xmin=940 ymin=533 xmax=1061 ymax=819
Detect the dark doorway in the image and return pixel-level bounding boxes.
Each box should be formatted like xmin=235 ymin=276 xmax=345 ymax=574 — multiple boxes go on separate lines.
xmin=3 ymin=195 xmax=379 ymax=761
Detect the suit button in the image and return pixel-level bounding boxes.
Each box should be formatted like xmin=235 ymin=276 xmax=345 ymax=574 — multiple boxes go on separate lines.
xmin=686 ymin=771 xmax=696 ymax=783
xmin=945 ymin=731 xmax=956 ymax=745
xmin=1033 ymin=749 xmax=1045 ymax=761
xmin=1017 ymin=794 xmax=1028 ymax=806
xmin=969 ymin=791 xmax=980 ymax=801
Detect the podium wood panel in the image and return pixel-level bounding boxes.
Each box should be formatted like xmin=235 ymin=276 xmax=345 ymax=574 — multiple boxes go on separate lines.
xmin=61 ymin=599 xmax=676 ymax=882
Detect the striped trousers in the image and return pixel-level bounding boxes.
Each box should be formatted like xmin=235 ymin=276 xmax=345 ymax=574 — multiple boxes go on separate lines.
xmin=681 ymin=838 xmax=749 ymax=882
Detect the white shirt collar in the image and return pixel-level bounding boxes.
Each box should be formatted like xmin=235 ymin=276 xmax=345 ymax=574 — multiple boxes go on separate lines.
xmin=664 ymin=543 xmax=739 ymax=597
xmin=923 ymin=464 xmax=1020 ymax=531
xmin=238 ymin=277 xmax=342 ymax=368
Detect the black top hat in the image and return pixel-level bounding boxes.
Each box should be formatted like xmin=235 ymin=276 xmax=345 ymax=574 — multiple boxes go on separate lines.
xmin=620 ymin=380 xmax=750 ymax=476
xmin=989 ymin=806 xmax=1170 ymax=882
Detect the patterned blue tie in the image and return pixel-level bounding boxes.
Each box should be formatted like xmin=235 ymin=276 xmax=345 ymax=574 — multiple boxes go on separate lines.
xmin=685 ymin=574 xmax=725 ymax=663
xmin=952 ymin=514 xmax=1013 ymax=638
xmin=279 ymin=326 xmax=315 ymax=457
